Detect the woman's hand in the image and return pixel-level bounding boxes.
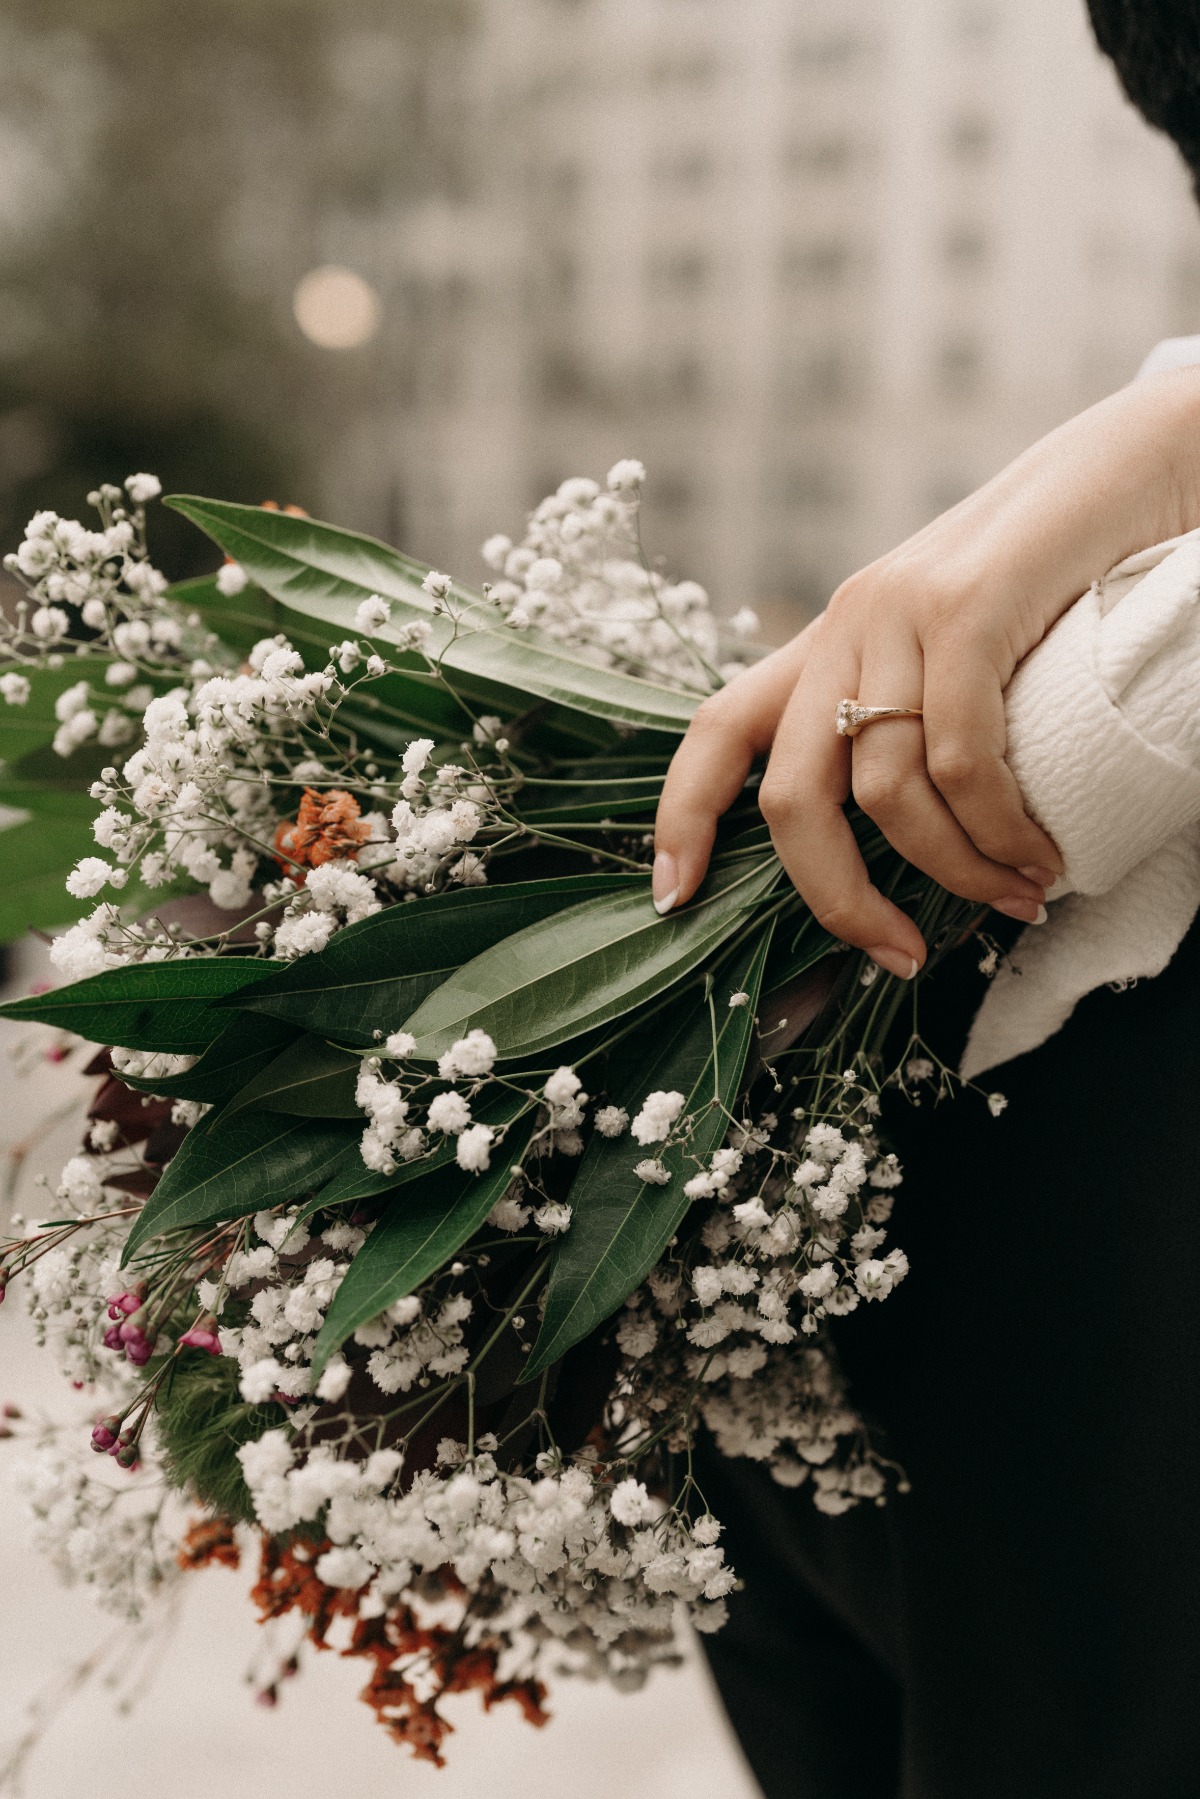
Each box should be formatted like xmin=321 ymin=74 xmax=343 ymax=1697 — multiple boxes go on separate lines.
xmin=653 ymin=368 xmax=1200 ymax=977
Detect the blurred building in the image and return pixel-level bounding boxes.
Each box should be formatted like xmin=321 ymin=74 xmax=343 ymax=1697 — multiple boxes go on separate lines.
xmin=2 ymin=0 xmax=1199 ymax=627
xmin=367 ymin=0 xmax=1200 ymax=625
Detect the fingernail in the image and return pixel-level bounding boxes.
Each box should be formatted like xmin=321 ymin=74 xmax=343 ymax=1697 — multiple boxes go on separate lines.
xmin=867 ymin=946 xmax=920 ymax=980
xmin=652 ymin=851 xmax=679 ymax=916
xmin=993 ymin=897 xmax=1048 ymax=925
xmin=1018 ymin=865 xmax=1058 ymax=887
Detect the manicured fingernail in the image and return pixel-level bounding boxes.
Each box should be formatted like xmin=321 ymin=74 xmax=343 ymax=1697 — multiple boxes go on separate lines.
xmin=1018 ymin=865 xmax=1058 ymax=887
xmin=652 ymin=852 xmax=679 ymax=915
xmin=993 ymin=897 xmax=1048 ymax=924
xmin=867 ymin=946 xmax=920 ymax=980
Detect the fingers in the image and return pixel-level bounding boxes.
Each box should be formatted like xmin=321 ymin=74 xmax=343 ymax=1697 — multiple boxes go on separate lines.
xmin=851 ymin=630 xmax=1050 ymax=914
xmin=654 ymin=630 xmax=814 ymax=909
xmin=757 ymin=641 xmax=928 ymax=974
xmin=920 ymin=639 xmax=1063 ymax=879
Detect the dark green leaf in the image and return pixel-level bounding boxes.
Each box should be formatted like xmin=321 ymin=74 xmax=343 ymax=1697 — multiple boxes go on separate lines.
xmin=402 ymin=852 xmax=781 ymax=1064
xmin=165 ymin=496 xmax=700 ymax=734
xmin=116 ymin=1014 xmax=300 ymax=1102
xmin=312 ymin=1112 xmax=536 ymax=1375
xmin=122 ymin=1111 xmax=356 ymax=1263
xmin=221 ymin=1034 xmax=361 ymax=1118
xmin=523 ymin=925 xmax=773 ymax=1379
xmin=0 ymin=791 xmax=103 ymax=941
xmin=229 ymin=874 xmax=642 ymax=1046
xmin=166 ymin=570 xmax=280 ymax=659
xmin=0 ymin=957 xmax=286 ymax=1053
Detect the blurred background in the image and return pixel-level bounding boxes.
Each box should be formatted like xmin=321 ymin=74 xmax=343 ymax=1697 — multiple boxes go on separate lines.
xmin=1 ymin=2 xmax=1199 ymax=1792
xmin=1 ymin=0 xmax=1198 ymax=635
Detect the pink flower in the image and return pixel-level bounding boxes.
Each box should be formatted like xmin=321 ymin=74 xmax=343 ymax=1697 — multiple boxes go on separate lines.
xmin=180 ymin=1325 xmax=221 ymax=1355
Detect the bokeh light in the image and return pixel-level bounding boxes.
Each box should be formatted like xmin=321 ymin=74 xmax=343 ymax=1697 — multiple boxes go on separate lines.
xmin=292 ymin=265 xmax=382 ymax=350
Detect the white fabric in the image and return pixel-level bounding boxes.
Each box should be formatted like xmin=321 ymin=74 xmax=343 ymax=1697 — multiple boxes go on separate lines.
xmin=962 ymin=522 xmax=1200 ymax=1078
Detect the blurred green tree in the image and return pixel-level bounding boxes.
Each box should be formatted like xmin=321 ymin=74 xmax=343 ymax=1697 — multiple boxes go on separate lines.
xmin=0 ymin=0 xmax=469 ymax=574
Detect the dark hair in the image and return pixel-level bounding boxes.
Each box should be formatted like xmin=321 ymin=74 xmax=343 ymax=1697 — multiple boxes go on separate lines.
xmin=1088 ymin=1 xmax=1200 ymax=199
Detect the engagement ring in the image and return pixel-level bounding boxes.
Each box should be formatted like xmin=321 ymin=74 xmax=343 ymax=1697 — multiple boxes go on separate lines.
xmin=835 ymin=699 xmax=924 ymax=738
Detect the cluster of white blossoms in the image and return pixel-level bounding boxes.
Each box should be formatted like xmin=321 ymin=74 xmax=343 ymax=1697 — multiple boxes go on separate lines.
xmin=236 ymin=1431 xmax=734 ymax=1672
xmin=19 ymin=1420 xmax=189 ymax=1621
xmin=199 ymin=1207 xmax=484 ymax=1410
xmin=479 ymin=462 xmax=756 ymax=689
xmin=352 ymin=1033 xmax=594 ymax=1204
xmin=609 ymin=1082 xmax=908 ymax=1509
xmin=6 ymin=465 xmax=745 ymax=988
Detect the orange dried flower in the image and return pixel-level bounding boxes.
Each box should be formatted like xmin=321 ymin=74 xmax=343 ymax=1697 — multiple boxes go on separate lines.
xmin=178 ymin=1515 xmax=241 ymax=1571
xmin=246 ymin=1531 xmax=549 ymax=1766
xmin=274 ymin=788 xmax=372 ymax=876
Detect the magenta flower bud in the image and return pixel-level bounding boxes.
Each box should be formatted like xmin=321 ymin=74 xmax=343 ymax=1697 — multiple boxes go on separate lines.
xmin=102 ymin=1324 xmax=123 ymax=1352
xmin=114 ymin=1442 xmax=140 ymax=1469
xmin=125 ymin=1340 xmax=153 ymax=1367
xmin=118 ymin=1292 xmax=142 ymax=1316
xmin=91 ymin=1422 xmax=118 ymax=1452
xmin=180 ymin=1326 xmax=221 ymax=1355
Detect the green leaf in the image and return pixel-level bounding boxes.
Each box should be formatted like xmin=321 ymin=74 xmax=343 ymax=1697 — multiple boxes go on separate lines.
xmin=221 ymin=1034 xmax=361 ymax=1119
xmin=0 ymin=658 xmax=112 ymax=769
xmin=167 ymin=571 xmax=281 ymax=659
xmin=402 ymin=852 xmax=781 ymax=1064
xmin=0 ymin=790 xmax=103 ymax=941
xmin=312 ymin=1112 xmax=537 ymax=1375
xmin=523 ymin=925 xmax=773 ymax=1379
xmin=164 ymin=496 xmax=700 ymax=735
xmin=0 ymin=662 xmax=133 ymax=941
xmin=0 ymin=957 xmax=285 ymax=1053
xmin=121 ymin=1111 xmax=356 ymax=1263
xmin=229 ymin=874 xmax=642 ymax=1047
xmin=116 ymin=1014 xmax=300 ymax=1102
xmin=313 ymin=1085 xmax=533 ymax=1209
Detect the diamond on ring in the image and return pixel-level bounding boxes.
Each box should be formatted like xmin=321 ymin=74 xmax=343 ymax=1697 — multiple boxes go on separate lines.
xmin=835 ymin=699 xmax=923 ymax=738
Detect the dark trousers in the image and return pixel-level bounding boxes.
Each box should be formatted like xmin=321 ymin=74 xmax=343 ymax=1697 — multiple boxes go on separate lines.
xmin=699 ymin=919 xmax=1200 ymax=1799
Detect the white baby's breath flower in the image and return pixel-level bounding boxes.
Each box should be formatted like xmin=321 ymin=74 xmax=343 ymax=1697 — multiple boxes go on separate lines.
xmin=0 ymin=673 xmax=30 ymax=705
xmin=481 ymin=533 xmax=512 ymax=571
xmin=125 ymin=473 xmax=162 ymax=503
xmin=455 ymin=1123 xmax=494 ymax=1172
xmin=634 ymin=1158 xmax=671 ymax=1186
xmin=354 ymin=594 xmax=390 ymax=632
xmin=594 ymin=1105 xmax=629 ymax=1138
xmin=630 ymin=1089 xmax=685 ymax=1145
xmin=606 ymin=458 xmax=646 ymax=493
xmin=215 ymin=560 xmax=249 ymax=596
xmin=65 ymin=857 xmax=114 ymax=899
xmin=438 ymin=1030 xmax=498 ymax=1080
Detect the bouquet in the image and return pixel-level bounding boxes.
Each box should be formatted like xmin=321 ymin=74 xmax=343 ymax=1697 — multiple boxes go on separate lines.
xmin=0 ymin=466 xmax=991 ymax=1763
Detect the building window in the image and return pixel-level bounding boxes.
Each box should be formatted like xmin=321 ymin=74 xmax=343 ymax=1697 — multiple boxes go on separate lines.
xmin=941 ymin=223 xmax=989 ymax=273
xmin=935 ymin=335 xmax=985 ymax=398
xmin=773 ymin=464 xmax=848 ymax=512
xmin=781 ymin=134 xmax=860 ymax=179
xmin=776 ymin=346 xmax=860 ymax=410
xmin=946 ymin=113 xmax=994 ymax=165
xmin=650 ymin=147 xmax=717 ymax=191
xmin=789 ymin=31 xmax=869 ymax=72
xmin=645 ymin=48 xmax=721 ymax=88
xmin=645 ymin=355 xmax=707 ymax=406
xmin=646 ymin=245 xmax=713 ymax=297
xmin=778 ymin=239 xmax=854 ymax=290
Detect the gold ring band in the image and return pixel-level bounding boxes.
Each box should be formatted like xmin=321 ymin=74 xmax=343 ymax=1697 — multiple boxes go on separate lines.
xmin=835 ymin=700 xmax=924 ymax=738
